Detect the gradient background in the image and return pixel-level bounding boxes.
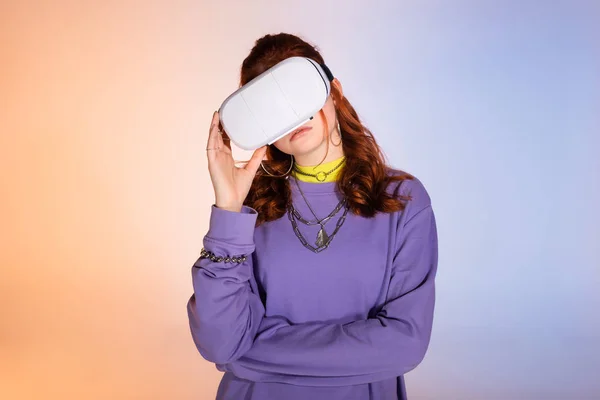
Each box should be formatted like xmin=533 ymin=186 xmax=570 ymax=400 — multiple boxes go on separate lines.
xmin=1 ymin=1 xmax=599 ymax=399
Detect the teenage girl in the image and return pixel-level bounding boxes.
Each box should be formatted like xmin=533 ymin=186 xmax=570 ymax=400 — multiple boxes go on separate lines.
xmin=187 ymin=32 xmax=439 ymax=400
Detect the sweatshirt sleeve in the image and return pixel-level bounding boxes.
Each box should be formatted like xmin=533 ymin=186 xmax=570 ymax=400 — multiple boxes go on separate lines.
xmin=186 ymin=204 xmax=266 ymax=365
xmin=221 ymin=182 xmax=438 ymax=386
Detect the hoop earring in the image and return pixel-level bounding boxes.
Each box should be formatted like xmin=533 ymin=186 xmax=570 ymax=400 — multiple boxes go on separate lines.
xmin=332 ymin=120 xmax=343 ymax=146
xmin=260 ymin=154 xmax=294 ymax=178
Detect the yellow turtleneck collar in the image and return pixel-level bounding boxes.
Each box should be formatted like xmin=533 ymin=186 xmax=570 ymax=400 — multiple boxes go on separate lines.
xmin=292 ymin=156 xmax=346 ymax=183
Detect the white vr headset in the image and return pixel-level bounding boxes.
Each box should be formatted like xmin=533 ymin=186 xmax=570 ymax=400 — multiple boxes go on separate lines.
xmin=218 ymin=56 xmax=335 ymax=150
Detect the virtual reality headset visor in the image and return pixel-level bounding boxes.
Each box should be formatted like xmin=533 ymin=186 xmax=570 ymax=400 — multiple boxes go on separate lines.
xmin=218 ymin=56 xmax=334 ymax=150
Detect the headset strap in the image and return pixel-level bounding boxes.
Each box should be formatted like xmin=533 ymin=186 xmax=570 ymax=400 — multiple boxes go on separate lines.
xmin=320 ymin=63 xmax=334 ymax=81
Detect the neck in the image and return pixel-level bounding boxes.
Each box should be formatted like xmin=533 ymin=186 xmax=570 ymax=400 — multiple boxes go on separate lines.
xmin=294 ymin=144 xmax=345 ymax=167
xmin=293 ymin=155 xmax=345 ymax=183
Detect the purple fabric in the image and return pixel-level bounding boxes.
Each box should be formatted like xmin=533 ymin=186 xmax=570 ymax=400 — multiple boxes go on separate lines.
xmin=187 ymin=170 xmax=438 ymax=400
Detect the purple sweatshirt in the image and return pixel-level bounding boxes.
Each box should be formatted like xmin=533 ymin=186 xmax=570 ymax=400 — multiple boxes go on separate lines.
xmin=187 ymin=169 xmax=438 ymax=400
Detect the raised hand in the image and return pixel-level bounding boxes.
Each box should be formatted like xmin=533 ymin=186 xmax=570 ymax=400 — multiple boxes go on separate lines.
xmin=206 ymin=111 xmax=267 ymax=213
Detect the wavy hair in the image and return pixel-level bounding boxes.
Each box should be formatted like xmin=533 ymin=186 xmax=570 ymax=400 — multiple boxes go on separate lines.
xmin=239 ymin=33 xmax=414 ymax=226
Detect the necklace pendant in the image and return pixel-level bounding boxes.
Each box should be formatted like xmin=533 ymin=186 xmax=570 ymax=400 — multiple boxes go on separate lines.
xmin=316 ymin=227 xmax=329 ymax=247
xmin=316 ymin=171 xmax=327 ymax=182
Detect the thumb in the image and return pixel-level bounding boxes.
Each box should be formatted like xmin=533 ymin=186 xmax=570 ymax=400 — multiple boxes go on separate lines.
xmin=244 ymin=146 xmax=268 ymax=174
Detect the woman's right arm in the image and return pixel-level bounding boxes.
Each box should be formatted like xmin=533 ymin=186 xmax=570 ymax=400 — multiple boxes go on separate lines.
xmin=187 ymin=204 xmax=265 ymax=364
xmin=187 ymin=111 xmax=267 ymax=364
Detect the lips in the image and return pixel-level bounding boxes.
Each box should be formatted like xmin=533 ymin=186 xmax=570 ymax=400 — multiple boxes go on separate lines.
xmin=290 ymin=126 xmax=312 ymax=141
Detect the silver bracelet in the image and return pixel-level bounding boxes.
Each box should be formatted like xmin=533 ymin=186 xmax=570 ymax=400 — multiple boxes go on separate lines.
xmin=199 ymin=248 xmax=248 ymax=264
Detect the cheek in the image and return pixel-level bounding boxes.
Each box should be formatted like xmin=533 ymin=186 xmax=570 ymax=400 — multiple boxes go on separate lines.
xmin=322 ymin=98 xmax=336 ymax=129
xmin=315 ymin=99 xmax=335 ymax=131
xmin=312 ymin=114 xmax=326 ymax=134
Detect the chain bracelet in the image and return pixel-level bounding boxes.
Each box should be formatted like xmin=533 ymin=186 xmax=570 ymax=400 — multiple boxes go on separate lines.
xmin=199 ymin=248 xmax=248 ymax=264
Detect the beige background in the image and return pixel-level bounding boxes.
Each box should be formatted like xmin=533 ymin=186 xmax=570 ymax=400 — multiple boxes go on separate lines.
xmin=1 ymin=2 xmax=227 ymax=399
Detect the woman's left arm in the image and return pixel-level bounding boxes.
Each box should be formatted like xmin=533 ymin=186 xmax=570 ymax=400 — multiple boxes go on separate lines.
xmin=221 ymin=196 xmax=438 ymax=386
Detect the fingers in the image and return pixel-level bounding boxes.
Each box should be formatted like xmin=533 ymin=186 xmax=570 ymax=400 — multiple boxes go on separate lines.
xmin=207 ymin=111 xmax=220 ymax=151
xmin=218 ymin=121 xmax=232 ymax=151
xmin=244 ymin=146 xmax=268 ymax=174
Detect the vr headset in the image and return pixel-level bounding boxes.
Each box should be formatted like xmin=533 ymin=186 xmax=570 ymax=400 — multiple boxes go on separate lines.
xmin=218 ymin=56 xmax=334 ymax=150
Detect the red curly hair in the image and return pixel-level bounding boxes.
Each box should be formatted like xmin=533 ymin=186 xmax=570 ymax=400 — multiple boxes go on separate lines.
xmin=240 ymin=33 xmax=414 ymax=227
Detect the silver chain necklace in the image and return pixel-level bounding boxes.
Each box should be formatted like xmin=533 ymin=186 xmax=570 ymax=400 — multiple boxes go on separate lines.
xmin=288 ymin=176 xmax=349 ymax=252
xmin=291 ymin=199 xmax=345 ymax=226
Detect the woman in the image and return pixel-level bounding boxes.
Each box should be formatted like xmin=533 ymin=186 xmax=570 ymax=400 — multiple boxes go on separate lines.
xmin=187 ymin=33 xmax=438 ymax=400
